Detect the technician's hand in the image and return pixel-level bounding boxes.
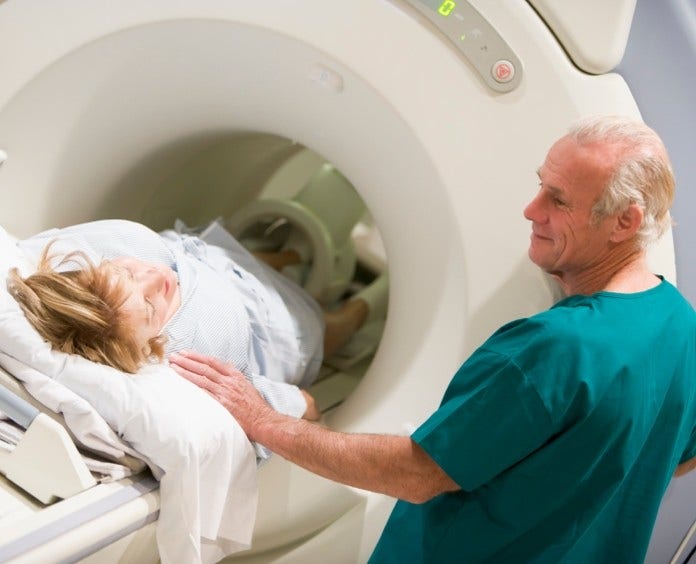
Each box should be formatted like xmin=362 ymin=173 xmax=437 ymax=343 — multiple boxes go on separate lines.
xmin=169 ymin=350 xmax=273 ymax=441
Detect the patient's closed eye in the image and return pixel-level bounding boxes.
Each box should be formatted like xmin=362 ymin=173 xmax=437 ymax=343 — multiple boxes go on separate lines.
xmin=145 ymin=299 xmax=155 ymax=323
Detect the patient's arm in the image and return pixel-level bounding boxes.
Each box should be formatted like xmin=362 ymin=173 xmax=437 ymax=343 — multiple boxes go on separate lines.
xmin=170 ymin=350 xmax=460 ymax=503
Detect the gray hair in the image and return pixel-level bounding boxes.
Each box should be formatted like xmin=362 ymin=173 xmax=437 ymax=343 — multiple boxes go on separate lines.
xmin=567 ymin=115 xmax=675 ymax=247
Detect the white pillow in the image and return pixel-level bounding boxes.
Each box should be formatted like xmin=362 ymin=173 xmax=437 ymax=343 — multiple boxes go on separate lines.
xmin=0 ymin=227 xmax=138 ymax=461
xmin=0 ymin=226 xmax=258 ymax=564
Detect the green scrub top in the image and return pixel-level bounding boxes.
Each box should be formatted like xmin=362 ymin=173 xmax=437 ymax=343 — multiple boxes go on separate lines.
xmin=370 ymin=279 xmax=696 ymax=563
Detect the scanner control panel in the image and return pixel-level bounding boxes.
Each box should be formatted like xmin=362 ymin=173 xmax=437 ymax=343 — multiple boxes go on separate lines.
xmin=401 ymin=0 xmax=522 ymax=93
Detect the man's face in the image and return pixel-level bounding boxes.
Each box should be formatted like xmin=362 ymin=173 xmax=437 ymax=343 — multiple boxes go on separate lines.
xmin=523 ymin=135 xmax=619 ymax=278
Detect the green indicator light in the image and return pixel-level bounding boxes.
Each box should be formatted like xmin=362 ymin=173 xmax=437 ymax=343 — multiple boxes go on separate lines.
xmin=438 ymin=0 xmax=456 ymax=17
xmin=460 ymin=34 xmax=466 ymax=41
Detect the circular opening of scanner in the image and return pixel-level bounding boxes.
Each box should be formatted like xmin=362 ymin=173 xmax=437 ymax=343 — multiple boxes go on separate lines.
xmin=128 ymin=133 xmax=390 ymax=411
xmin=0 ymin=16 xmax=469 ymax=446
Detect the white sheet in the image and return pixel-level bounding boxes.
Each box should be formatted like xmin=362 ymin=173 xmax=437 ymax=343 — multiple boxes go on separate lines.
xmin=0 ymin=226 xmax=258 ymax=564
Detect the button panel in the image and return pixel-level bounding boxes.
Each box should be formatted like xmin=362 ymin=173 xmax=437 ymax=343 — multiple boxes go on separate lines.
xmin=400 ymin=0 xmax=522 ymax=93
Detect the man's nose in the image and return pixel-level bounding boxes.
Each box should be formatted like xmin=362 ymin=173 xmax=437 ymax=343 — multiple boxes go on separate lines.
xmin=524 ymin=194 xmax=545 ymax=223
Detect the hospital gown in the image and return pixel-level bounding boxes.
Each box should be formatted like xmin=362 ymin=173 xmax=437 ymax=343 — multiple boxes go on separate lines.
xmin=18 ymin=219 xmax=325 ymax=420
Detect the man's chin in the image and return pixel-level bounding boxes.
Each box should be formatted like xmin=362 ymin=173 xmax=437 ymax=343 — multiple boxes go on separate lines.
xmin=528 ymin=251 xmax=555 ymax=273
xmin=527 ymin=247 xmax=544 ymax=266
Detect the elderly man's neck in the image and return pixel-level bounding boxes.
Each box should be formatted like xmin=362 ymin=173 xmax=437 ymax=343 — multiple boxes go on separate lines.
xmin=551 ymin=248 xmax=659 ymax=297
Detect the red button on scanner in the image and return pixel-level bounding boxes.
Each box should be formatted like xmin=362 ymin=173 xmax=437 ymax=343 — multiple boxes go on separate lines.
xmin=492 ymin=60 xmax=515 ymax=83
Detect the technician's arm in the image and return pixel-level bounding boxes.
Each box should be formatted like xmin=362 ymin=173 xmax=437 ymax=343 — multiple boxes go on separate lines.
xmin=246 ymin=410 xmax=457 ymax=503
xmin=169 ymin=350 xmax=460 ymax=503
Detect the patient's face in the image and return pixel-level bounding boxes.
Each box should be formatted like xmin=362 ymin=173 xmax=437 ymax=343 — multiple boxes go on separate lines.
xmin=105 ymin=257 xmax=181 ymax=345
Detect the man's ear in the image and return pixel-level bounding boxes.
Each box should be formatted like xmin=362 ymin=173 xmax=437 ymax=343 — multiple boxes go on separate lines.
xmin=610 ymin=203 xmax=643 ymax=243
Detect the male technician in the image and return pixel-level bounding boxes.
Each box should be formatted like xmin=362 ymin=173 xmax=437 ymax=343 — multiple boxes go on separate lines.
xmin=172 ymin=115 xmax=696 ymax=563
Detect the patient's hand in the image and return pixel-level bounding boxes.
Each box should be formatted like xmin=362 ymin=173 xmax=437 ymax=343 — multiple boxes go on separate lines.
xmin=300 ymin=390 xmax=320 ymax=421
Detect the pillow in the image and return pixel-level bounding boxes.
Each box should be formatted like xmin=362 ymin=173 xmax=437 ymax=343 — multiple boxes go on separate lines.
xmin=0 ymin=226 xmax=143 ymax=463
xmin=0 ymin=226 xmax=259 ymax=564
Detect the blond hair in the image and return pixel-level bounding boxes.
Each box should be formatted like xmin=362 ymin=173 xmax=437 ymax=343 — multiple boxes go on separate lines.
xmin=568 ymin=115 xmax=675 ymax=247
xmin=7 ymin=243 xmax=165 ymax=373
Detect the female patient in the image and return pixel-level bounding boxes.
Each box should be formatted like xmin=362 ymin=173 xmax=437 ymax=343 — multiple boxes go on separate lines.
xmin=7 ymin=219 xmax=376 ymax=421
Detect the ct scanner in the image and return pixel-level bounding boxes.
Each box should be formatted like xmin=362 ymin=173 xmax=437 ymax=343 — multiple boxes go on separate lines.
xmin=0 ymin=1 xmax=682 ymax=562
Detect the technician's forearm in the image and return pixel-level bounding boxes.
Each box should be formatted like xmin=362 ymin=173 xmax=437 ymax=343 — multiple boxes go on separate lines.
xmin=166 ymin=350 xmax=457 ymax=500
xmin=254 ymin=411 xmax=458 ymax=503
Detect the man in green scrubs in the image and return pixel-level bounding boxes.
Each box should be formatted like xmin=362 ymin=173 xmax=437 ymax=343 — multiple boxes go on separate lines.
xmin=173 ymin=115 xmax=696 ymax=563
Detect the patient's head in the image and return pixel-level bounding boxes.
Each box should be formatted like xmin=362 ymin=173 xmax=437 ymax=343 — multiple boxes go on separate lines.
xmin=7 ymin=243 xmax=166 ymax=373
xmin=101 ymin=256 xmax=181 ymax=347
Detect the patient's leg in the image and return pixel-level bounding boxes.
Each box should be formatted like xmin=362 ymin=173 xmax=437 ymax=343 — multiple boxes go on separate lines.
xmin=253 ymin=249 xmax=302 ymax=271
xmin=323 ymin=273 xmax=389 ymax=358
xmin=323 ymin=299 xmax=369 ymax=358
xmin=253 ymin=248 xmax=364 ymax=355
xmin=255 ymin=249 xmax=387 ymax=358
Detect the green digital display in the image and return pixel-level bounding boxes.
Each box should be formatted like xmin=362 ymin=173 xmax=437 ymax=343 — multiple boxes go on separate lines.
xmin=438 ymin=0 xmax=456 ymax=16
